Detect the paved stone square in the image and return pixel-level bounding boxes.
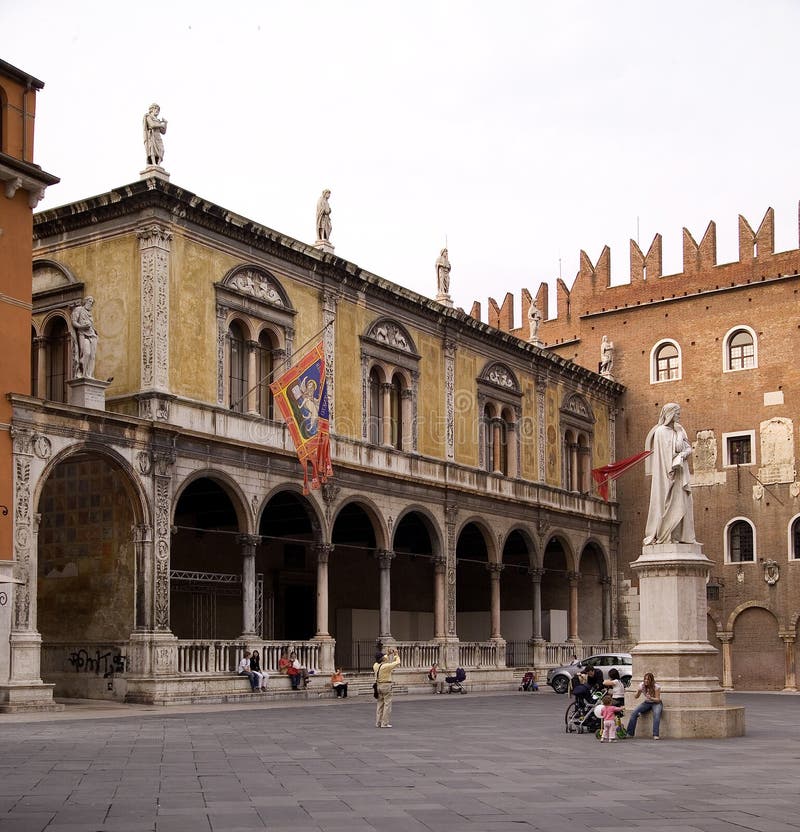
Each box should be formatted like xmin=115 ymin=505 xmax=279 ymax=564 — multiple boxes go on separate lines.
xmin=0 ymin=691 xmax=794 ymax=831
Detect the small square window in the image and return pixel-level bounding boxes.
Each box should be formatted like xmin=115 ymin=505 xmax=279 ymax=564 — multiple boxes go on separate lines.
xmin=722 ymin=431 xmax=755 ymax=467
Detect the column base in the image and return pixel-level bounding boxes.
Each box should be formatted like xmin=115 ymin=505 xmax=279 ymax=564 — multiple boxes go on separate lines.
xmin=0 ymin=682 xmax=63 ymax=713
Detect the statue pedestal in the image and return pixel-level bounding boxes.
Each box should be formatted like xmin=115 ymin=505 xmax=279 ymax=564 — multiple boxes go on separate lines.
xmin=67 ymin=377 xmax=110 ymax=411
xmin=139 ymin=165 xmax=170 ymax=182
xmin=629 ymin=543 xmax=744 ymax=738
xmin=436 ymin=292 xmax=453 ymax=308
xmin=314 ymin=239 xmax=334 ymax=254
xmin=528 ymin=337 xmax=543 ymax=348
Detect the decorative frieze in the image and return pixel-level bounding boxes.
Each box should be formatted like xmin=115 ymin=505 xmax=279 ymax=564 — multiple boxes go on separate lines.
xmin=444 ymin=339 xmax=456 ymax=461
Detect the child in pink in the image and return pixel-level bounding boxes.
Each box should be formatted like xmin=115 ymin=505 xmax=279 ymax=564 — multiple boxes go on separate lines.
xmin=599 ymin=693 xmax=624 ymax=742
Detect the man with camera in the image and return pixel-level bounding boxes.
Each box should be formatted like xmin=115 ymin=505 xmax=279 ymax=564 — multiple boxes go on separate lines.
xmin=373 ymin=647 xmax=401 ymax=728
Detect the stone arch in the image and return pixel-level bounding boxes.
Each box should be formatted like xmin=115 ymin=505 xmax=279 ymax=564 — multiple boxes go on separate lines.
xmin=726 ymin=600 xmax=779 ymax=632
xmin=455 ymin=518 xmax=495 ymax=641
xmin=331 ymin=496 xmax=389 ymax=552
xmin=500 ymin=525 xmax=537 ymax=653
xmin=456 ymin=515 xmax=499 ymax=563
xmin=392 ymin=504 xmax=444 ymax=556
xmin=32 ymin=258 xmax=82 ymax=294
xmin=729 ymin=603 xmax=783 ymax=690
xmin=364 ymin=317 xmax=418 ymax=356
xmin=173 ymin=468 xmax=252 ymax=535
xmin=540 ymin=533 xmax=575 ymax=643
xmin=480 ymin=361 xmax=520 ymax=393
xmin=257 ymin=482 xmax=324 ymax=540
xmin=501 ymin=525 xmax=538 ymax=569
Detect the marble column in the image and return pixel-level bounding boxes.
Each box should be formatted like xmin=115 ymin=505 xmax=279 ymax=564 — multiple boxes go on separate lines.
xmin=600 ymin=576 xmax=612 ymax=641
xmin=381 ymin=383 xmax=393 ymax=446
xmin=375 ymin=549 xmax=395 ymax=640
xmin=567 ymin=571 xmax=580 ymax=642
xmin=529 ymin=568 xmax=544 ymax=641
xmin=246 ymin=341 xmax=258 ymax=415
xmin=34 ymin=337 xmax=47 ymax=399
xmin=133 ymin=524 xmax=153 ymax=630
xmin=717 ymin=632 xmax=734 ymax=690
xmin=569 ymin=443 xmax=579 ymax=491
xmin=780 ymin=632 xmax=797 ymax=692
xmin=487 ymin=562 xmax=504 ymax=639
xmin=238 ymin=535 xmax=260 ymax=638
xmin=433 ymin=556 xmax=446 ymax=638
xmin=492 ymin=419 xmax=502 ymax=473
xmin=314 ymin=544 xmax=334 ymax=638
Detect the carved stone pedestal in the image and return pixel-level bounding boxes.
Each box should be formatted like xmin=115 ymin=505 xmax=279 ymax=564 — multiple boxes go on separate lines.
xmin=67 ymin=377 xmax=110 ymax=411
xmin=629 ymin=543 xmax=745 ymax=738
xmin=139 ymin=165 xmax=170 ymax=182
xmin=124 ymin=631 xmax=179 ymax=704
xmin=436 ymin=292 xmax=453 ymax=308
xmin=0 ymin=631 xmax=63 ymax=712
xmin=314 ymin=239 xmax=334 ymax=254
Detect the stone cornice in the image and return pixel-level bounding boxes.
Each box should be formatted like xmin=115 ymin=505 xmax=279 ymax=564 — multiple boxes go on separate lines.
xmin=33 ymin=177 xmax=623 ymax=401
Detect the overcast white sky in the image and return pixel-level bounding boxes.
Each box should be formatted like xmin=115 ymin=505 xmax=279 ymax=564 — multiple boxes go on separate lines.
xmin=6 ymin=1 xmax=800 ymax=322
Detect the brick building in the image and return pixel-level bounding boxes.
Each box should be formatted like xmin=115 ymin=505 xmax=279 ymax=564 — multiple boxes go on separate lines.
xmin=477 ymin=205 xmax=800 ymax=690
xmin=0 ymin=60 xmax=58 ymax=710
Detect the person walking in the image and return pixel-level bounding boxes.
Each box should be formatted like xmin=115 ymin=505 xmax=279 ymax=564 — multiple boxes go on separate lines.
xmin=626 ymin=672 xmax=663 ymax=739
xmin=373 ymin=647 xmax=401 ymax=728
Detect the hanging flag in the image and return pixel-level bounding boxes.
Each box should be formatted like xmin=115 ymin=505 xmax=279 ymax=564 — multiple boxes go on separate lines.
xmin=269 ymin=342 xmax=333 ymax=494
xmin=591 ymin=450 xmax=652 ymax=501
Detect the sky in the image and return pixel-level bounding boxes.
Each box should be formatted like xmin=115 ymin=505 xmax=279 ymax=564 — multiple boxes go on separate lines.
xmin=5 ymin=1 xmax=800 ymax=324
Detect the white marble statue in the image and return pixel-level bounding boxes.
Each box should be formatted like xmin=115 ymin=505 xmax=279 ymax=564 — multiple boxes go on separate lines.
xmin=143 ymin=103 xmax=167 ymax=166
xmin=435 ymin=248 xmax=451 ymax=296
xmin=528 ymin=299 xmax=542 ymax=341
xmin=643 ymin=402 xmax=696 ymax=546
xmin=316 ymin=189 xmax=332 ymax=241
xmin=71 ymin=297 xmax=98 ymax=379
xmin=599 ymin=334 xmax=614 ymax=375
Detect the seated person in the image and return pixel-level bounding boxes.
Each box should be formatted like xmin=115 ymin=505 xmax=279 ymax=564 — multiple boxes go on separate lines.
xmin=331 ymin=668 xmax=348 ymax=698
xmin=571 ymin=668 xmax=591 ymax=709
xmin=427 ymin=662 xmax=445 ymax=694
xmin=250 ymin=649 xmax=269 ymax=691
xmin=289 ymin=651 xmax=309 ymax=689
xmin=238 ymin=650 xmax=259 ymax=691
xmin=604 ymin=667 xmax=625 ymax=706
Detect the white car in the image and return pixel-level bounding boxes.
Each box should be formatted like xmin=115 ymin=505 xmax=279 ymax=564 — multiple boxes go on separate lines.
xmin=546 ymin=653 xmax=633 ymax=694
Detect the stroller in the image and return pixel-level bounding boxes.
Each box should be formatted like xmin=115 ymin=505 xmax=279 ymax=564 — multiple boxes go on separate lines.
xmin=519 ymin=671 xmax=539 ymax=692
xmin=445 ymin=667 xmax=468 ymax=694
xmin=564 ymin=688 xmax=603 ymax=734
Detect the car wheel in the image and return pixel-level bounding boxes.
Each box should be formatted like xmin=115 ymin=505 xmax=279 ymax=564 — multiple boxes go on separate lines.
xmin=551 ymin=675 xmax=569 ymax=694
xmin=622 ymin=675 xmax=632 ymax=688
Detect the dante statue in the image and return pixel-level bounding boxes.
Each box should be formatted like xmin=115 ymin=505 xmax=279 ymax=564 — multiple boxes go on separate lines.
xmin=643 ymin=402 xmax=696 ymax=545
xmin=599 ymin=335 xmax=614 ymax=375
xmin=528 ymin=299 xmax=542 ymax=341
xmin=316 ymin=189 xmax=332 ymax=241
xmin=435 ymin=248 xmax=451 ymax=295
xmin=71 ymin=296 xmax=98 ymax=379
xmin=143 ymin=103 xmax=167 ymax=166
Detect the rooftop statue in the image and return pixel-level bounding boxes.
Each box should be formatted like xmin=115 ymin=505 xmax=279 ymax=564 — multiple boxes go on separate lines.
xmin=316 ymin=189 xmax=332 ymax=242
xmin=143 ymin=103 xmax=167 ymax=167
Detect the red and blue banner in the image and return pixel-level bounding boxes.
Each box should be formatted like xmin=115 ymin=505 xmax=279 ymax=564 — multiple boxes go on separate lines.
xmin=269 ymin=342 xmax=333 ymax=494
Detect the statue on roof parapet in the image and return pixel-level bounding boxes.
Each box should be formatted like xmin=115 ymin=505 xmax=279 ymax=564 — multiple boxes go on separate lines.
xmin=314 ymin=189 xmax=334 ymax=253
xmin=527 ymin=298 xmax=542 ymax=345
xmin=599 ymin=334 xmax=614 ymax=378
xmin=435 ymin=248 xmax=453 ymax=307
xmin=141 ymin=103 xmax=169 ymax=181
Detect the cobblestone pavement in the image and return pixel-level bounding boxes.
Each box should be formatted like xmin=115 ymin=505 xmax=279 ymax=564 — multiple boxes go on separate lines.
xmin=0 ymin=691 xmax=795 ymax=832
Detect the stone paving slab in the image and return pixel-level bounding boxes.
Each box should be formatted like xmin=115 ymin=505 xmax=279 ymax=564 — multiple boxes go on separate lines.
xmin=0 ymin=692 xmax=796 ymax=830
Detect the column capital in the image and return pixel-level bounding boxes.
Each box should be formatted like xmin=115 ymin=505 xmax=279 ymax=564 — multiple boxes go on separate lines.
xmin=599 ymin=576 xmax=612 ymax=587
xmin=433 ymin=556 xmax=447 ymax=574
xmin=486 ymin=561 xmax=505 ymax=575
xmin=779 ymin=631 xmax=797 ymax=643
xmin=375 ymin=549 xmax=395 ymax=568
xmin=567 ymin=571 xmax=581 ymax=586
xmin=528 ymin=567 xmax=545 ymax=582
xmin=314 ymin=543 xmax=335 ymax=564
xmin=238 ymin=534 xmax=261 ymax=551
xmin=716 ymin=631 xmax=734 ymax=644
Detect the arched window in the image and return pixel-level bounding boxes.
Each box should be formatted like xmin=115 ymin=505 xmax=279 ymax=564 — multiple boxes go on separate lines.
xmin=789 ymin=515 xmax=800 ymax=560
xmin=726 ymin=518 xmax=755 ymax=563
xmin=228 ymin=321 xmax=247 ymax=413
xmin=44 ymin=316 xmax=71 ymax=403
xmin=651 ymin=340 xmax=681 ymax=383
xmin=724 ymin=326 xmax=757 ymax=372
xmin=256 ymin=330 xmax=274 ymax=419
xmin=368 ymin=367 xmax=383 ymax=445
xmin=560 ymin=393 xmax=594 ymax=492
xmin=477 ymin=363 xmax=521 ymax=478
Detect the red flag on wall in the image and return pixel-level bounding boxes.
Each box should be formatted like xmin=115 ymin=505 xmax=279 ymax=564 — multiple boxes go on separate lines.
xmin=269 ymin=342 xmax=333 ymax=494
xmin=591 ymin=450 xmax=652 ymax=500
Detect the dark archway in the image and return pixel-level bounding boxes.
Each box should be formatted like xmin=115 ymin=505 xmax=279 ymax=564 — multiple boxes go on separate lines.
xmin=501 ymin=529 xmax=534 ymax=664
xmin=330 ymin=502 xmax=379 ymax=668
xmin=391 ymin=511 xmax=436 ymax=640
xmin=577 ymin=542 xmax=606 ymax=643
xmin=171 ymin=477 xmax=242 ymax=640
xmin=541 ymin=538 xmax=569 ymax=643
xmin=456 ymin=522 xmax=490 ymax=640
xmin=259 ymin=490 xmax=318 ymax=641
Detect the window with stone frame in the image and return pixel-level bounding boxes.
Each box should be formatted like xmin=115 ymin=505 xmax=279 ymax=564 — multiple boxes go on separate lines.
xmin=726 ymin=518 xmax=755 ymax=563
xmin=477 ymin=362 xmax=521 ymax=477
xmin=31 ymin=260 xmax=86 ymax=403
xmin=360 ymin=319 xmax=419 ymax=452
xmin=789 ymin=515 xmax=800 ymax=560
xmin=560 ymin=393 xmax=594 ymax=492
xmin=724 ymin=326 xmax=757 ymax=372
xmin=215 ymin=265 xmax=295 ymax=417
xmin=651 ymin=339 xmax=681 ymax=383
xmin=723 ymin=431 xmax=754 ymax=467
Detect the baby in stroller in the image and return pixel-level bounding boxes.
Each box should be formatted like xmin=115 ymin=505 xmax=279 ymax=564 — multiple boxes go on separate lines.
xmin=519 ymin=671 xmax=539 ymax=692
xmin=445 ymin=667 xmax=467 ymax=693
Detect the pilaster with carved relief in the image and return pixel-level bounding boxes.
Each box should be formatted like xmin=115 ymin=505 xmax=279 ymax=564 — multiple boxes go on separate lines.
xmin=137 ymin=225 xmax=172 ymax=399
